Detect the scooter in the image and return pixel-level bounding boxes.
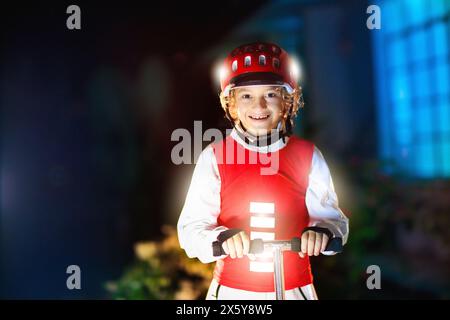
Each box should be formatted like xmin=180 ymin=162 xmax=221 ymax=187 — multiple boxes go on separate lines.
xmin=213 ymin=231 xmax=342 ymax=300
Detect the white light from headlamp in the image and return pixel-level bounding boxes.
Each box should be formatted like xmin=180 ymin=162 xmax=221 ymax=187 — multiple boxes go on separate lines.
xmin=218 ymin=65 xmax=227 ymax=83
xmin=211 ymin=59 xmax=228 ymax=90
xmin=289 ymin=56 xmax=302 ymax=82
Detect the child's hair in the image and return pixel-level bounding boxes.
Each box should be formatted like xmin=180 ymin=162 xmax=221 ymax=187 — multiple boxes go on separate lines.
xmin=219 ymin=85 xmax=305 ymax=136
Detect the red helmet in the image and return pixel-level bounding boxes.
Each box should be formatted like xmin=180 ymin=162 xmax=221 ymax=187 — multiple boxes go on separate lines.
xmin=220 ymin=42 xmax=298 ymax=97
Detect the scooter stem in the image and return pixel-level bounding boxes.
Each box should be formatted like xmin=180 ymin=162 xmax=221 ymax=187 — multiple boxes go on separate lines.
xmin=273 ymin=246 xmax=285 ymax=300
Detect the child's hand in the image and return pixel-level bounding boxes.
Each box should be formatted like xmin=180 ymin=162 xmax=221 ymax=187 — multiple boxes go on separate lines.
xmin=221 ymin=231 xmax=255 ymax=260
xmin=299 ymin=231 xmax=329 ymax=258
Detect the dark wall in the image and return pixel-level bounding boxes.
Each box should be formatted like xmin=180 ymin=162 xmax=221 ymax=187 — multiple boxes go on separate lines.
xmin=0 ymin=1 xmax=268 ymax=298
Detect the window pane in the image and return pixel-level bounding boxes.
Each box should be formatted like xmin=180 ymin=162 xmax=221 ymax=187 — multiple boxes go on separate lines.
xmin=441 ymin=142 xmax=450 ymax=177
xmin=437 ymin=97 xmax=450 ymax=133
xmin=435 ymin=61 xmax=449 ymax=95
xmin=393 ymin=98 xmax=411 ymax=125
xmin=389 ymin=39 xmax=406 ymax=67
xmin=432 ymin=22 xmax=448 ymax=57
xmin=385 ymin=1 xmax=403 ymax=33
xmin=414 ymin=64 xmax=431 ymax=97
xmin=410 ymin=30 xmax=427 ymax=61
xmin=391 ymin=68 xmax=410 ymax=100
xmin=416 ymin=143 xmax=435 ymax=177
xmin=396 ymin=129 xmax=412 ymax=145
xmin=429 ymin=0 xmax=446 ymax=19
xmin=407 ymin=0 xmax=426 ymax=26
xmin=415 ymin=103 xmax=432 ymax=133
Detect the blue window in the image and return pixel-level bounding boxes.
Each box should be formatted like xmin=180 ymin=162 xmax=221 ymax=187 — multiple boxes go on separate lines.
xmin=372 ymin=0 xmax=450 ymax=178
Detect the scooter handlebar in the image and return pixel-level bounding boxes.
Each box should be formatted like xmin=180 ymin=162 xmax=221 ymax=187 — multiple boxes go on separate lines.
xmin=212 ymin=236 xmax=343 ymax=257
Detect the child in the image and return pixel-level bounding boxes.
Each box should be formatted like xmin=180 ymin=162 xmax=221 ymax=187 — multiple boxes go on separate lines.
xmin=177 ymin=42 xmax=349 ymax=300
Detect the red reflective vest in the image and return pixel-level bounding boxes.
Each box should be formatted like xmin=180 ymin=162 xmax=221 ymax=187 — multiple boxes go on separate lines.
xmin=211 ymin=134 xmax=315 ymax=292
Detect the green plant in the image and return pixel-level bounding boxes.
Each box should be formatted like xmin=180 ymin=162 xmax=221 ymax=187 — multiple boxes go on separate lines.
xmin=106 ymin=225 xmax=214 ymax=300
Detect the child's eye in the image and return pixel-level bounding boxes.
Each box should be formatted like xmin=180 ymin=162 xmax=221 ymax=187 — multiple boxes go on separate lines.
xmin=240 ymin=94 xmax=252 ymax=99
xmin=266 ymin=92 xmax=279 ymax=98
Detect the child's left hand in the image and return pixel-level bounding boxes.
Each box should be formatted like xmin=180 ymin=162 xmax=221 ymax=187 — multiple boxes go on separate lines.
xmin=299 ymin=231 xmax=329 ymax=258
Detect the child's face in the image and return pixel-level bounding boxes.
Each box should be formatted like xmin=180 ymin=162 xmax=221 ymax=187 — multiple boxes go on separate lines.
xmin=231 ymin=85 xmax=284 ymax=136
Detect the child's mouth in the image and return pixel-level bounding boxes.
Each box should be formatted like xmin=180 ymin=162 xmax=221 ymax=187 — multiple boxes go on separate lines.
xmin=248 ymin=114 xmax=270 ymax=121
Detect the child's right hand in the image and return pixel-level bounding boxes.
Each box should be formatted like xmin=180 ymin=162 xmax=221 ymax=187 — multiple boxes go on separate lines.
xmin=221 ymin=231 xmax=255 ymax=260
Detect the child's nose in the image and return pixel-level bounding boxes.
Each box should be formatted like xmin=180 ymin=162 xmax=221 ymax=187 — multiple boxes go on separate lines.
xmin=254 ymin=96 xmax=268 ymax=108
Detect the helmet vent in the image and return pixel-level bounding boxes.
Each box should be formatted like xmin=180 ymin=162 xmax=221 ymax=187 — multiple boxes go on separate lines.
xmin=232 ymin=60 xmax=238 ymax=72
xmin=244 ymin=56 xmax=251 ymax=67
xmin=273 ymin=58 xmax=280 ymax=69
xmin=258 ymin=55 xmax=266 ymax=66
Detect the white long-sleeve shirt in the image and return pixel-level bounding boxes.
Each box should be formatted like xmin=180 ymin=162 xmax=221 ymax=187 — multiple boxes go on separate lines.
xmin=177 ymin=128 xmax=349 ymax=263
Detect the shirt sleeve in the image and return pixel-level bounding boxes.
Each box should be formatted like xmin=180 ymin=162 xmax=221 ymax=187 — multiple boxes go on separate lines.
xmin=305 ymin=145 xmax=349 ymax=255
xmin=177 ymin=144 xmax=228 ymax=263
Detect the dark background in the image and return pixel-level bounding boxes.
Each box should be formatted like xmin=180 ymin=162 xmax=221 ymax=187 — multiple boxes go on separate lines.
xmin=1 ymin=0 xmax=449 ymax=299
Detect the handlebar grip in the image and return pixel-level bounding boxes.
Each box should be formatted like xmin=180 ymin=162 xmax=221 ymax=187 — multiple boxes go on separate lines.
xmin=212 ymin=240 xmax=226 ymax=256
xmin=212 ymin=239 xmax=265 ymax=256
xmin=291 ymin=236 xmax=343 ymax=253
xmin=291 ymin=237 xmax=301 ymax=252
xmin=213 ymin=229 xmax=242 ymax=257
xmin=301 ymin=227 xmax=343 ymax=254
xmin=291 ymin=237 xmax=344 ymax=253
xmin=325 ymin=237 xmax=343 ymax=253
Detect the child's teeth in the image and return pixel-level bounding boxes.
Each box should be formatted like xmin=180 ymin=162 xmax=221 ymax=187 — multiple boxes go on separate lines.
xmin=251 ymin=115 xmax=268 ymax=119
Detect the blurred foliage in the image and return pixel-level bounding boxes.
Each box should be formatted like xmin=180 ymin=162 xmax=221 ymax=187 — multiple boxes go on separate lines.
xmin=105 ymin=225 xmax=214 ymax=300
xmin=314 ymin=158 xmax=450 ymax=299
